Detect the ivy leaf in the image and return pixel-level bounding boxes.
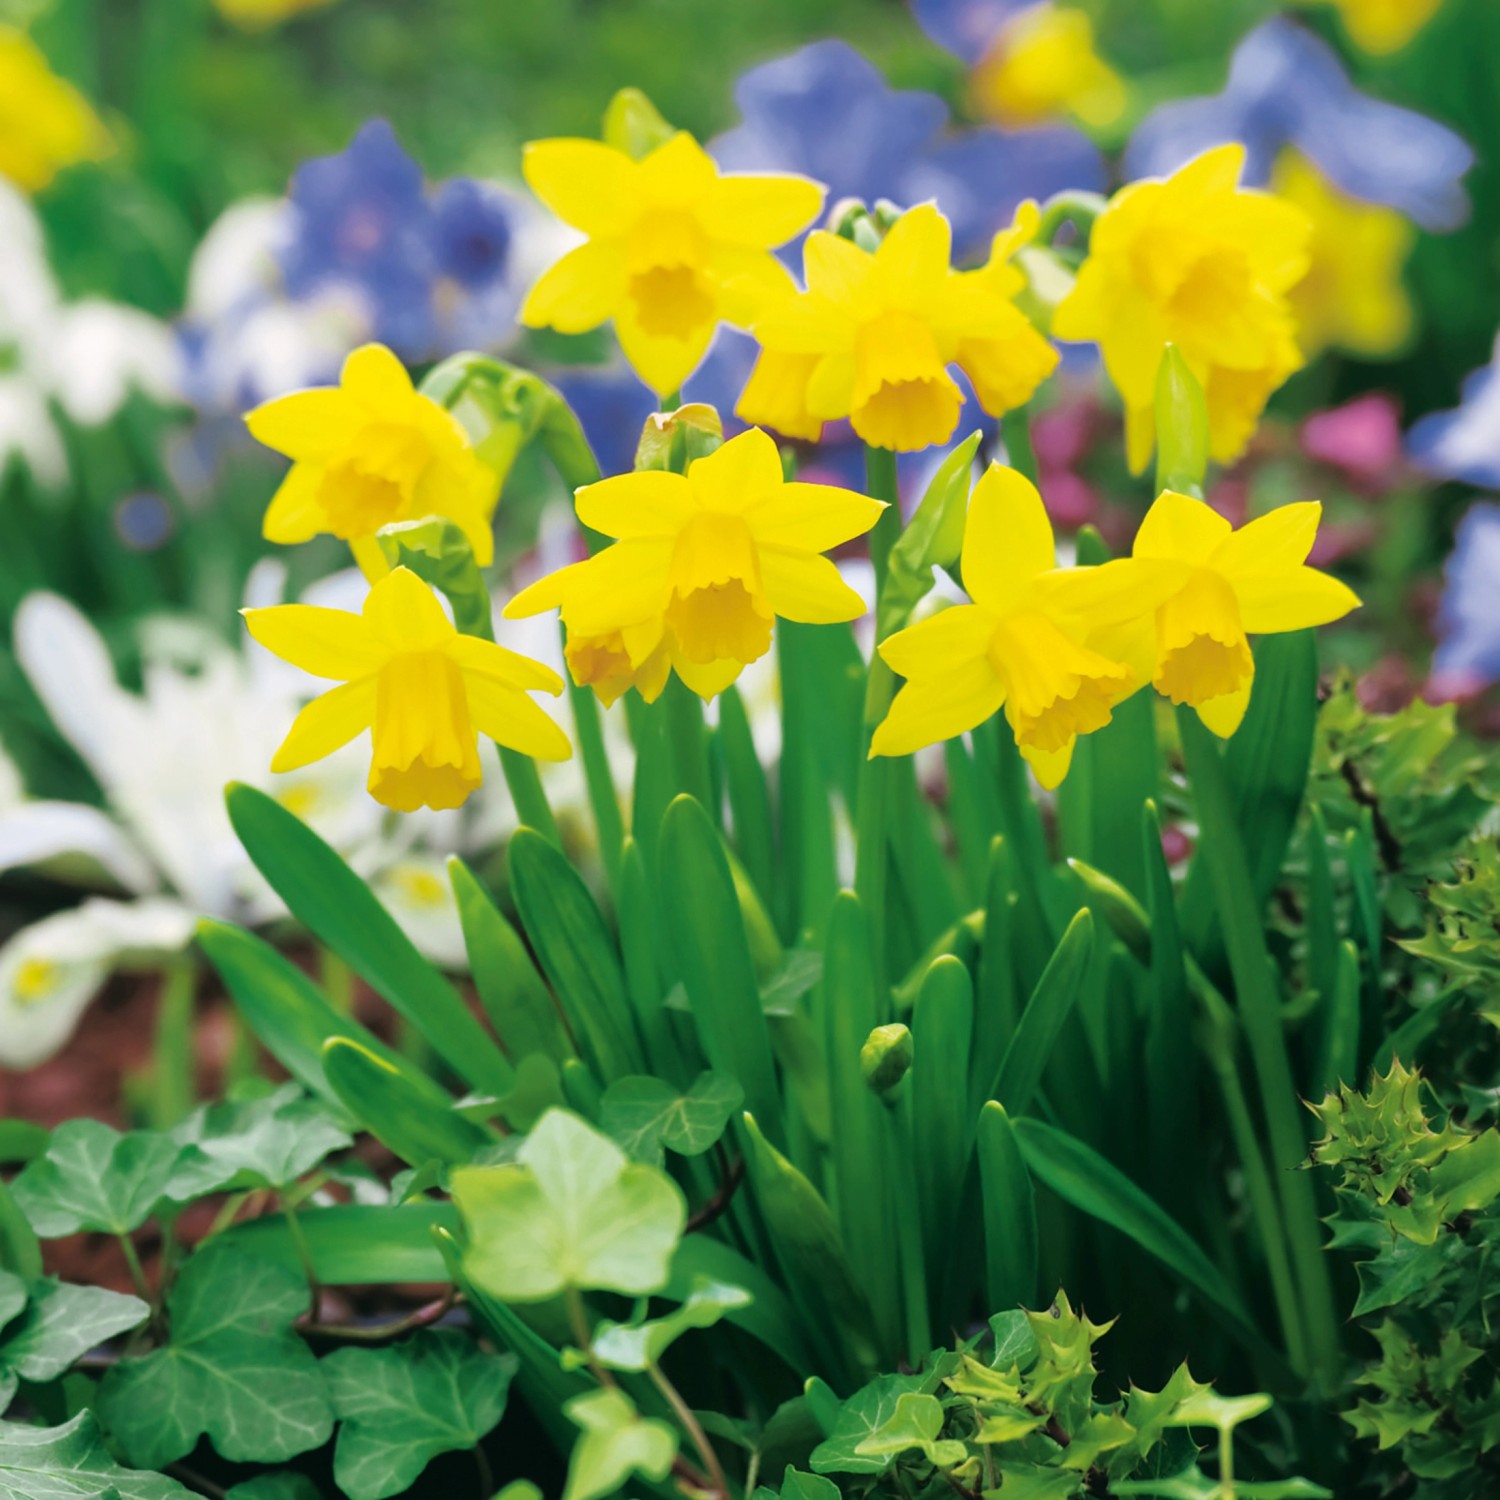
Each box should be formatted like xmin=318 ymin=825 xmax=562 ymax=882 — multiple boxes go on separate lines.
xmin=982 ymin=1468 xmax=1080 ymax=1500
xmin=168 ymin=1084 xmax=354 ymax=1199
xmin=590 ymin=1276 xmax=753 ymax=1371
xmin=853 ymin=1392 xmax=968 ymax=1468
xmin=0 ymin=1280 xmax=148 ymax=1388
xmin=97 ymin=1244 xmax=333 ymax=1469
xmin=561 ymin=1388 xmax=677 ymax=1500
xmin=0 ymin=1274 xmax=27 ymax=1334
xmin=763 ymin=1468 xmax=841 ymax=1500
xmin=452 ymin=1108 xmax=685 ymax=1302
xmin=0 ymin=1410 xmax=190 ymax=1498
xmin=810 ymin=1372 xmax=935 ymax=1475
xmin=224 ymin=1478 xmax=324 ymax=1500
xmin=600 ymin=1073 xmax=743 ymax=1167
xmin=323 ymin=1329 xmax=517 ymax=1500
xmin=10 ymin=1122 xmax=190 ymax=1238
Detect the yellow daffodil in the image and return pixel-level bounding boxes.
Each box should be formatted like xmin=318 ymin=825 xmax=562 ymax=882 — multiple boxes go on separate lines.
xmin=1096 ymin=491 xmax=1361 ymax=737
xmin=970 ymin=6 xmax=1127 ymax=130
xmin=244 ymin=566 xmax=569 ymax=813
xmin=519 ymin=130 xmax=823 ymax=397
xmin=246 ymin=344 xmax=499 ymax=565
xmin=739 ymin=202 xmax=1058 ymax=452
xmin=872 ymin=466 xmax=1172 ymax=788
xmin=214 ymin=0 xmax=339 ymax=27
xmin=1299 ymin=0 xmax=1444 ymax=54
xmin=506 ymin=428 xmax=884 ymax=702
xmin=1271 ymin=151 xmax=1415 ymax=360
xmin=0 ymin=26 xmax=109 ymax=194
xmin=1051 ymin=144 xmax=1310 ymax=474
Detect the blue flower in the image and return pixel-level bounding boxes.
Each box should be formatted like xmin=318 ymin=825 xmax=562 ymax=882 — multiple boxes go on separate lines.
xmin=910 ymin=0 xmax=1042 ymax=65
xmin=1125 ymin=18 xmax=1473 ymax=232
xmin=281 ymin=119 xmax=438 ymax=354
xmin=710 ymin=38 xmax=1103 ymax=262
xmin=432 ymin=178 xmax=513 ymax=292
xmin=1408 ymin=337 xmax=1500 ymax=489
xmin=1433 ymin=503 xmax=1500 ymax=689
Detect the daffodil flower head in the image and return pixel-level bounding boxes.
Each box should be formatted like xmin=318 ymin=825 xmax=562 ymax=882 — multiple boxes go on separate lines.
xmin=1099 ymin=490 xmax=1361 ymax=737
xmin=1271 ymin=150 xmax=1415 ymax=360
xmin=873 ymin=466 xmax=1166 ymax=788
xmin=246 ymin=343 xmax=500 ymax=564
xmin=1051 ymin=144 xmax=1311 ymax=474
xmin=506 ymin=427 xmax=885 ymax=702
xmin=1299 ymin=0 xmax=1444 ymax=54
xmin=0 ymin=25 xmax=110 ymax=193
xmin=519 ymin=127 xmax=823 ymax=397
xmin=244 ymin=566 xmax=570 ymax=813
xmin=740 ymin=201 xmax=1059 ymax=452
xmin=970 ymin=5 xmax=1127 ymax=130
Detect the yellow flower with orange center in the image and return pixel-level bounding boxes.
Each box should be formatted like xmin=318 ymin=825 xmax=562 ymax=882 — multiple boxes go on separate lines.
xmin=1096 ymin=491 xmax=1361 ymax=737
xmin=1051 ymin=144 xmax=1311 ymax=473
xmin=246 ymin=344 xmax=500 ymax=565
xmin=244 ymin=567 xmax=570 ymax=813
xmin=519 ymin=130 xmax=823 ymax=396
xmin=506 ymin=428 xmax=884 ymax=702
xmin=739 ymin=202 xmax=1058 ymax=452
xmin=872 ymin=466 xmax=1173 ymax=788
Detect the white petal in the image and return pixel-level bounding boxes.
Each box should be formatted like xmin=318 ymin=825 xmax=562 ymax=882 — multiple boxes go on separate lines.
xmin=0 ymin=802 xmax=155 ymax=891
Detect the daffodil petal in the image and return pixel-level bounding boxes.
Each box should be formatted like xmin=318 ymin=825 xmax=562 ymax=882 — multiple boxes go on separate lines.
xmin=520 ymin=241 xmax=627 ymax=335
xmin=261 ymin=463 xmax=327 ymax=545
xmin=575 ymin=470 xmax=696 ymax=539
xmin=1033 ymin=556 xmax=1186 ymax=628
xmin=243 ymin=603 xmax=388 ymax=679
xmin=686 ymin=428 xmax=785 ymax=512
xmin=1195 ymin=678 xmax=1253 ymax=738
xmin=522 ymin=138 xmax=636 ymax=235
xmin=802 ymin=231 xmax=876 ymax=307
xmin=448 ymin=633 xmax=564 ymax=696
xmin=671 ymin=653 xmax=744 ymax=701
xmin=735 ymin=348 xmax=824 ymax=441
xmin=878 ymin=604 xmax=996 ymax=680
xmin=1212 ymin=501 xmax=1322 ymax=576
xmin=1233 ymin=567 xmax=1361 ymax=633
xmin=270 ymin=679 xmax=377 ymax=772
xmin=741 ymin=481 xmax=884 ymax=552
xmin=342 ymin=343 xmax=414 ymax=417
xmin=757 ymin=549 xmax=866 ymax=624
xmin=962 ymin=465 xmax=1055 ymax=609
xmin=504 ymin=560 xmax=590 ymax=620
xmin=465 ymin=677 xmax=573 ymax=762
xmin=870 ymin=663 xmax=1006 ymax=758
xmin=701 ymin=173 xmax=824 ymax=247
xmin=562 ymin=543 xmax=674 ymax=638
xmin=245 ymin=389 xmax=361 ymax=461
xmin=876 ymin=203 xmax=951 ymax=286
xmin=615 ymin=296 xmax=715 ymax=397
xmin=712 ymin=245 xmax=797 ymax=328
xmin=362 ymin=567 xmax=455 ymax=651
xmin=1134 ymin=490 xmax=1234 ymax=563
xmin=635 ymin=132 xmax=719 ymax=205
xmin=1017 ymin=734 xmax=1074 ymax=791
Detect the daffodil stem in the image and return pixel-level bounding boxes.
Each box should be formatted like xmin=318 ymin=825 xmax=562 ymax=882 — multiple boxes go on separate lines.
xmin=1034 ymin=190 xmax=1107 ymax=252
xmin=865 ymin=446 xmax=901 ymax=596
xmin=150 ymin=958 xmax=197 ymax=1130
xmin=1000 ymin=408 xmax=1038 ymax=487
xmin=570 ymin=681 xmax=625 ymax=887
xmin=664 ymin=678 xmax=715 ymax=815
xmin=497 ymin=746 xmax=562 ymax=846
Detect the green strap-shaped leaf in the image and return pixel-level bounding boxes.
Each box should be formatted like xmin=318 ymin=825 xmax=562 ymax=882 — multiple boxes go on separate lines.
xmin=196 ymin=919 xmax=446 ymax=1115
xmin=224 ymin=782 xmax=513 ymax=1097
xmin=988 ymin=909 xmax=1095 ymax=1117
xmin=1012 ymin=1118 xmax=1258 ymax=1342
xmin=225 ymin=1204 xmax=461 ymax=1285
xmin=616 ymin=839 xmax=692 ymax=1083
xmin=98 ymin=1243 xmax=334 ymax=1470
xmin=718 ymin=685 xmax=776 ymax=913
xmin=323 ymin=1039 xmax=495 ymax=1167
xmin=659 ymin=796 xmax=784 ymax=1148
xmin=507 ymin=829 xmax=644 ymax=1083
xmin=448 ymin=858 xmax=574 ymax=1069
xmin=324 ymin=1329 xmax=517 ymax=1500
xmin=977 ymin=1102 xmax=1037 ymax=1313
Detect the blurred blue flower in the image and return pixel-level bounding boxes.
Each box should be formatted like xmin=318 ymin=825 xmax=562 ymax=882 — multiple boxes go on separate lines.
xmin=910 ymin=0 xmax=1041 ymax=65
xmin=1408 ymin=337 xmax=1500 ymax=489
xmin=710 ymin=39 xmax=1104 ymax=262
xmin=432 ymin=177 xmax=513 ymax=291
xmin=1125 ymin=18 xmax=1472 ymax=232
xmin=1432 ymin=503 xmax=1500 ymax=690
xmin=281 ymin=119 xmax=439 ymax=353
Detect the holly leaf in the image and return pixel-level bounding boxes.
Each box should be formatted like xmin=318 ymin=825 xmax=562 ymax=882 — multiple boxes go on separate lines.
xmin=97 ymin=1243 xmax=332 ymax=1469
xmin=561 ymin=1388 xmax=677 ymax=1500
xmin=0 ymin=1280 xmax=148 ymax=1387
xmin=0 ymin=1410 xmax=190 ymax=1498
xmin=323 ymin=1329 xmax=517 ymax=1500
xmin=10 ymin=1121 xmax=191 ymax=1237
xmin=589 ymin=1276 xmax=753 ymax=1371
xmin=452 ymin=1109 xmax=686 ymax=1301
xmin=600 ymin=1073 xmax=743 ymax=1167
xmin=168 ymin=1084 xmax=353 ymax=1198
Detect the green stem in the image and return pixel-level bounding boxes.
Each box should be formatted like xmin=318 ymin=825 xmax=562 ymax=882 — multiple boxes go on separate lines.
xmin=569 ymin=677 xmax=626 ymax=887
xmin=865 ymin=446 xmax=901 ymax=598
xmin=889 ymin=1096 xmax=932 ymax=1362
xmin=663 ymin=677 xmax=715 ymax=814
xmin=117 ymin=1234 xmax=152 ymax=1308
xmin=1034 ymin=190 xmax=1107 ymax=250
xmin=1000 ymin=407 xmax=1038 ymax=487
xmin=282 ymin=1201 xmax=322 ymax=1322
xmin=497 ymin=746 xmax=562 ymax=845
xmin=648 ymin=1361 xmax=729 ymax=1500
xmin=150 ymin=959 xmax=197 ymax=1130
xmin=1179 ymin=710 xmax=1341 ymax=1388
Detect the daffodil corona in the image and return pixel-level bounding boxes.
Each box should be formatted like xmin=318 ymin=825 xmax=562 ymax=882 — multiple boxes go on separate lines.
xmin=246 ymin=344 xmax=500 ymax=564
xmin=872 ymin=467 xmax=1171 ymax=787
xmin=506 ymin=427 xmax=884 ymax=702
xmin=244 ymin=567 xmax=570 ymax=813
xmin=739 ymin=202 xmax=1058 ymax=451
xmin=519 ymin=130 xmax=823 ymax=396
xmin=1052 ymin=144 xmax=1310 ymax=473
xmin=1098 ymin=491 xmax=1362 ymax=736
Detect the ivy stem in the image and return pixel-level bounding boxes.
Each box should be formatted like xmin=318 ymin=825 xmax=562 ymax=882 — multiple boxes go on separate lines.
xmin=116 ymin=1233 xmax=153 ymax=1308
xmin=649 ymin=1360 xmax=729 ymax=1500
xmin=565 ymin=1286 xmax=617 ymax=1390
xmin=473 ymin=1440 xmax=495 ymax=1499
xmin=281 ymin=1200 xmax=321 ymax=1322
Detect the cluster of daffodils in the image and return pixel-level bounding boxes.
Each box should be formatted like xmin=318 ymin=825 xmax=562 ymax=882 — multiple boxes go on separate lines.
xmin=241 ymin=103 xmax=1359 ymax=815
